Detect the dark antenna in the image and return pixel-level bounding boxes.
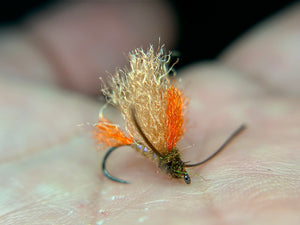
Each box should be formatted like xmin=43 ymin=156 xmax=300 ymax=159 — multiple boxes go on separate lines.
xmin=102 ymin=146 xmax=130 ymax=184
xmin=185 ymin=124 xmax=246 ymax=167
xmin=131 ymin=107 xmax=163 ymax=158
xmin=102 ymin=124 xmax=246 ymax=183
xmin=102 ymin=108 xmax=163 ymax=184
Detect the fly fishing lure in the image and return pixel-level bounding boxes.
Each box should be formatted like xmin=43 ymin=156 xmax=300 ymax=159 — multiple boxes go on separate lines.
xmin=94 ymin=45 xmax=245 ymax=184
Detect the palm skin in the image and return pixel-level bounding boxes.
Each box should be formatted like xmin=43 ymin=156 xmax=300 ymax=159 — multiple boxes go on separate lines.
xmin=0 ymin=2 xmax=299 ymax=225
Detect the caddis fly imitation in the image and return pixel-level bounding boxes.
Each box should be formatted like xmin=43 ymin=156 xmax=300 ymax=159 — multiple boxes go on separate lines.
xmin=93 ymin=45 xmax=245 ymax=184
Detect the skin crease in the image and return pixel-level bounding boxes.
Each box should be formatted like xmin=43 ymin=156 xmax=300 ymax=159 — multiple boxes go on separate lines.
xmin=0 ymin=2 xmax=300 ymax=225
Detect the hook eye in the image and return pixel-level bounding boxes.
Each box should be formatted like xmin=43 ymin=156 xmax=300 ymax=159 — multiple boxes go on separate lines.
xmin=184 ymin=173 xmax=191 ymax=184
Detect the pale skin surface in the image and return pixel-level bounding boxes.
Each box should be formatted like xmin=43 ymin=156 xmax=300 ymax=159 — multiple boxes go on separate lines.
xmin=0 ymin=2 xmax=299 ymax=224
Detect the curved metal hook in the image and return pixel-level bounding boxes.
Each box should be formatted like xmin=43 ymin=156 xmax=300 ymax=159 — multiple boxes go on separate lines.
xmin=102 ymin=146 xmax=130 ymax=184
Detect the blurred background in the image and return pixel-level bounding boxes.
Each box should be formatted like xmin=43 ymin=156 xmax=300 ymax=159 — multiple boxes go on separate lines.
xmin=0 ymin=0 xmax=296 ymax=66
xmin=0 ymin=0 xmax=297 ymax=94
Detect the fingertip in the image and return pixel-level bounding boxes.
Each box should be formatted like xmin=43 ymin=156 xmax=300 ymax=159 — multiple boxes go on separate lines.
xmin=27 ymin=0 xmax=178 ymax=95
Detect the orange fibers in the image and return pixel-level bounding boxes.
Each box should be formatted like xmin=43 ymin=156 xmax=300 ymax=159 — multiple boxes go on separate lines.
xmin=93 ymin=117 xmax=133 ymax=148
xmin=166 ymin=85 xmax=185 ymax=152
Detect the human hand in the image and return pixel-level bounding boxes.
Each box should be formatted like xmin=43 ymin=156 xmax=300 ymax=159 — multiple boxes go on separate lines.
xmin=1 ymin=2 xmax=299 ymax=225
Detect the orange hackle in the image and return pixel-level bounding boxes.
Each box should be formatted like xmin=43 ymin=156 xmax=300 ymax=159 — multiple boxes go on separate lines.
xmin=166 ymin=85 xmax=185 ymax=152
xmin=93 ymin=117 xmax=133 ymax=149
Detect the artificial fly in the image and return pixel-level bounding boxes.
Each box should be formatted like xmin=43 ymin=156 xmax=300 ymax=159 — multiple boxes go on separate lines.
xmin=93 ymin=45 xmax=245 ymax=184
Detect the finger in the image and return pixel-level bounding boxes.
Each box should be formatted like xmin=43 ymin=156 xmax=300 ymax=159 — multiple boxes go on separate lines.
xmin=176 ymin=63 xmax=300 ymax=224
xmin=219 ymin=2 xmax=300 ymax=96
xmin=25 ymin=0 xmax=178 ymax=95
